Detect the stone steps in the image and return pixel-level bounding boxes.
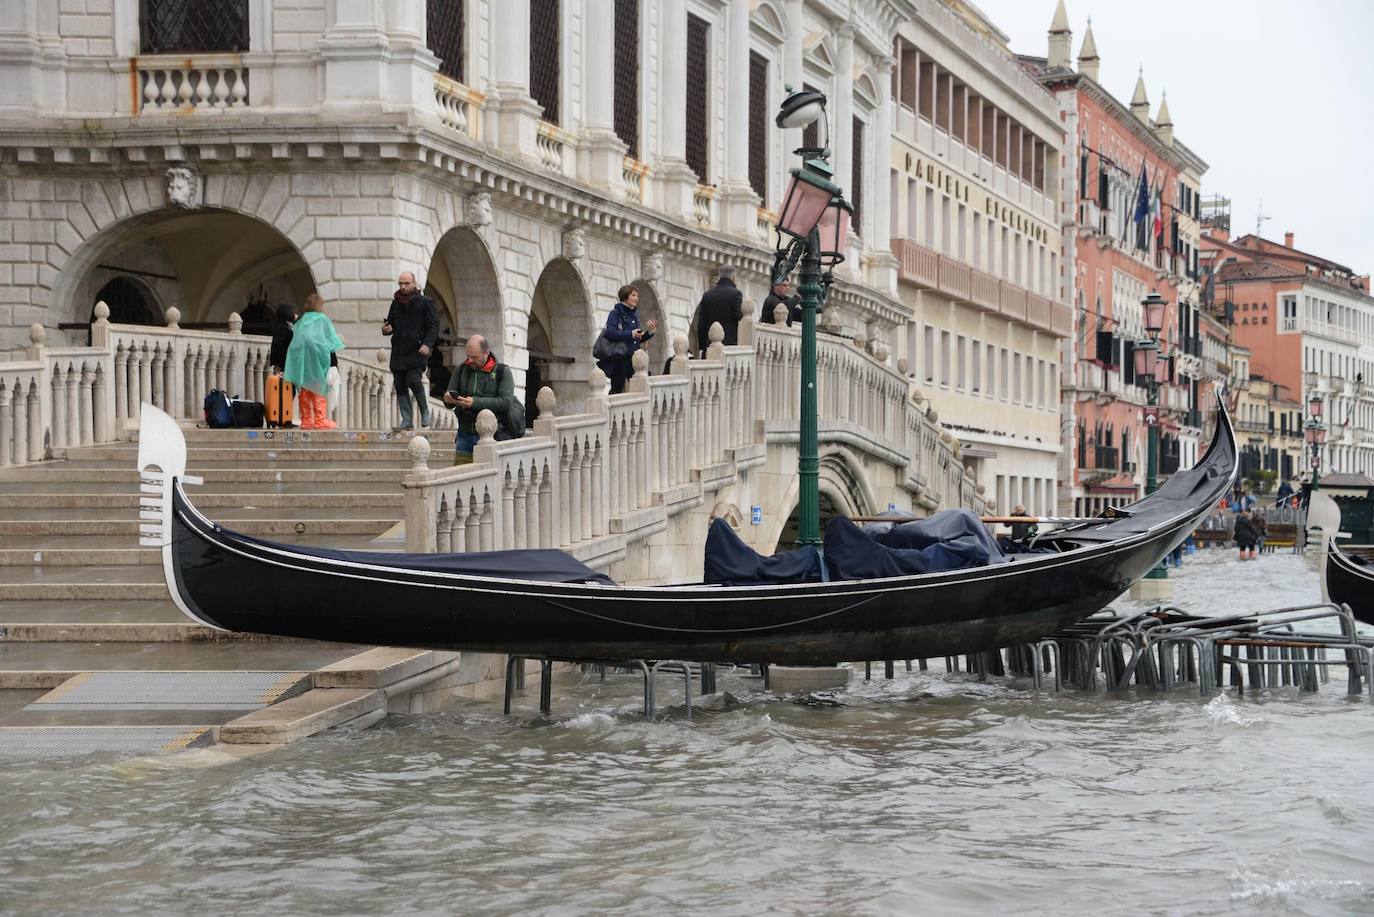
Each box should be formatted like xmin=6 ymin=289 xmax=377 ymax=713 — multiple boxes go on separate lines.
xmin=0 ymin=516 xmax=399 ymax=537
xmin=0 ymin=491 xmax=402 ymax=509
xmin=0 ymin=466 xmax=418 ymax=483
xmin=64 ymin=445 xmax=439 ymax=463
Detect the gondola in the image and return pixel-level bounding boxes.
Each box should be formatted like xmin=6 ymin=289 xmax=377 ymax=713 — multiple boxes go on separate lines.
xmin=138 ymin=400 xmax=1237 ymax=665
xmin=1324 ymin=540 xmax=1374 ymax=625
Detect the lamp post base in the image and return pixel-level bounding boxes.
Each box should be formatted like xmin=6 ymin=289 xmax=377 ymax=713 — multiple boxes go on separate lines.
xmin=1129 ymin=577 xmax=1174 ymax=601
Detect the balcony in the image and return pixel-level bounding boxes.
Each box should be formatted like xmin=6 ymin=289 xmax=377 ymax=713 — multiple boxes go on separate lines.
xmin=1093 ymin=445 xmax=1120 ymax=469
xmin=894 ymin=238 xmax=938 ymax=288
xmin=1159 ymin=454 xmax=1181 ymax=475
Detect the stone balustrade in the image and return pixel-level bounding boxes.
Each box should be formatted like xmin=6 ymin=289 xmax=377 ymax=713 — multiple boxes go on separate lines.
xmin=137 ymin=56 xmax=250 ymax=113
xmin=0 ymin=303 xmax=452 ymax=466
xmin=433 ymin=75 xmax=482 ymax=141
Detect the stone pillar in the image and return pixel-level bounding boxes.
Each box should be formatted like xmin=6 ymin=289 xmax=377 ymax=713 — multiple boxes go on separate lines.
xmin=655 ymin=0 xmax=697 ymax=220
xmin=868 ymin=56 xmax=899 ymax=296
xmin=781 ymin=0 xmax=805 ymax=162
xmin=717 ymin=0 xmax=761 ymax=234
xmin=319 ymin=0 xmax=391 ymax=112
xmin=832 ymin=24 xmax=855 ymax=210
xmin=485 ymin=0 xmax=543 ymax=162
xmin=579 ymin=0 xmax=630 ymax=193
xmin=0 ymin=1 xmax=61 ymax=117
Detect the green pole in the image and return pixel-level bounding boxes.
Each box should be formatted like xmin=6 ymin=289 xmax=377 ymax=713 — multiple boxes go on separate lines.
xmin=1312 ymin=445 xmax=1321 ymax=492
xmin=797 ymin=227 xmax=822 ymax=546
xmin=1144 ymin=379 xmax=1167 ymax=580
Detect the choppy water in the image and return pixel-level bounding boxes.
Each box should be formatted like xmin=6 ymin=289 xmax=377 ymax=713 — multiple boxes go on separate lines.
xmin=5 ymin=550 xmax=1374 ymax=916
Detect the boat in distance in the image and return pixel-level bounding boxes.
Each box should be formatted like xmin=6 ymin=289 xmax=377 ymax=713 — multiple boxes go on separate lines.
xmin=1324 ymin=540 xmax=1374 ymax=625
xmin=138 ymin=401 xmax=1237 ymax=665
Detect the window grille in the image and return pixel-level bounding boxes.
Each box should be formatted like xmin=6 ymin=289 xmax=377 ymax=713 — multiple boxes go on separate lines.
xmin=427 ymin=0 xmax=465 ymax=82
xmin=801 ymin=83 xmax=819 ymax=151
xmin=139 ymin=0 xmax=248 ymax=54
xmin=747 ymin=52 xmax=768 ymax=200
xmin=613 ymin=0 xmax=639 ymax=158
xmin=684 ymin=15 xmax=710 ymax=183
xmin=851 ymin=116 xmax=864 ymax=234
xmin=530 ymin=0 xmax=561 ymax=124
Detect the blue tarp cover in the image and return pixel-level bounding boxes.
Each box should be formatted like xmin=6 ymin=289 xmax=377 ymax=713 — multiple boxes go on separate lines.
xmin=227 ymin=529 xmax=616 ymax=584
xmin=703 ymin=517 xmax=824 ymax=585
xmin=823 ymin=510 xmax=1006 ymax=580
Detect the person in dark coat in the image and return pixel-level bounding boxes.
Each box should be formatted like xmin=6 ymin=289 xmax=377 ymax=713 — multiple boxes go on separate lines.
xmin=381 ymin=271 xmax=438 ymax=431
xmin=760 ymin=279 xmax=802 ymax=327
xmin=694 ymin=265 xmax=743 ymax=355
xmin=596 ymin=284 xmax=656 ymax=395
xmin=268 ymin=302 xmax=296 ymax=374
xmin=1233 ymin=509 xmax=1260 ymax=561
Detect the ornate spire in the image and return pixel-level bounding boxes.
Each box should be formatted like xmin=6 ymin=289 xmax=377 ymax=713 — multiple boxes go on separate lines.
xmin=1048 ymin=0 xmax=1072 ymax=69
xmin=1154 ymin=91 xmax=1174 ymax=146
xmin=1077 ymin=16 xmax=1099 ymax=81
xmin=1130 ymin=67 xmax=1150 ymax=122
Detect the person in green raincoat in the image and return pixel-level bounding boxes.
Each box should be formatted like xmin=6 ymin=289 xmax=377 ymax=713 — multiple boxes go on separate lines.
xmin=284 ymin=293 xmax=345 ymax=429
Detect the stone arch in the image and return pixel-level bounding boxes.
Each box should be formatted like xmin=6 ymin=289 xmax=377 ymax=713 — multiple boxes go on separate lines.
xmin=530 ymin=257 xmax=596 ymax=413
xmin=424 ymin=225 xmax=506 ymax=394
xmin=51 ymin=203 xmax=317 ymax=340
xmin=92 ymin=275 xmax=161 ymax=326
xmin=766 ymin=445 xmax=876 ymax=551
xmin=626 ymin=279 xmax=666 ymax=369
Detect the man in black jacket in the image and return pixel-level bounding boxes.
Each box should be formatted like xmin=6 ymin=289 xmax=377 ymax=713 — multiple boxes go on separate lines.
xmin=759 ymin=279 xmax=802 ymax=327
xmin=382 ymin=271 xmax=438 ymax=431
xmin=695 ymin=265 xmax=743 ymax=355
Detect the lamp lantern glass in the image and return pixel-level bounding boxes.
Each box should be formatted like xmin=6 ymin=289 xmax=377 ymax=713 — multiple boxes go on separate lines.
xmin=1133 ymin=340 xmax=1158 ymax=380
xmin=817 ymin=196 xmax=852 ymax=266
xmin=1308 ymin=392 xmax=1324 ymax=418
xmin=1142 ymin=292 xmax=1168 ymax=336
xmin=775 ymin=168 xmax=837 ymax=241
xmin=1154 ymin=352 xmax=1170 ymax=384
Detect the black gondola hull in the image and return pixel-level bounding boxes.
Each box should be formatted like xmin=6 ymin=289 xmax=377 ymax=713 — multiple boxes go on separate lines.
xmin=1326 ymin=543 xmax=1374 ymax=625
xmin=168 ymin=485 xmax=1206 ymax=664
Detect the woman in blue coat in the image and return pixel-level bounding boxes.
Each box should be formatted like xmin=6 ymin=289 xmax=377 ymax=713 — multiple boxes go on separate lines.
xmin=597 ymin=284 xmax=656 ymax=394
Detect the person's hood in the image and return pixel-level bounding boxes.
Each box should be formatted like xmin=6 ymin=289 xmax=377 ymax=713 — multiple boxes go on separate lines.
xmin=273 ymin=303 xmax=296 ymax=326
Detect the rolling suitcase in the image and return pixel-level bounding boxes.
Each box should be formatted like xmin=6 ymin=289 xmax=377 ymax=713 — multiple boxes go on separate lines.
xmin=266 ymin=374 xmax=294 ymax=428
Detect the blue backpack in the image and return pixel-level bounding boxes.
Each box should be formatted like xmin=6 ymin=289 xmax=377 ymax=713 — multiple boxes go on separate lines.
xmin=203 ymin=389 xmax=233 ymax=428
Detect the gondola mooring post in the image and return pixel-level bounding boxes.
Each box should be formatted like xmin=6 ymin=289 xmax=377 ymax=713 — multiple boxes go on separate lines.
xmin=503 ymin=655 xmax=520 ymax=715
xmin=884 ymin=660 xmax=894 ymax=680
xmin=539 ymin=659 xmax=553 ymax=715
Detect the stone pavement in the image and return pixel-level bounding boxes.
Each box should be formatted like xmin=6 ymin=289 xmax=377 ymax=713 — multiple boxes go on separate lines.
xmin=0 ymin=425 xmax=491 ymax=756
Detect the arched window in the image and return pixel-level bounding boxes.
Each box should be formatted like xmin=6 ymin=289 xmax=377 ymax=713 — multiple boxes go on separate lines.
xmin=93 ymin=277 xmax=159 ymax=326
xmin=139 ymin=0 xmax=248 ymax=54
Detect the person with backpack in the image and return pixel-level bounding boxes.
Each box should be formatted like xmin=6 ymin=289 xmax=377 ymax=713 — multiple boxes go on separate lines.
xmin=284 ymin=294 xmax=345 ymax=430
xmin=444 ymin=333 xmax=521 ymax=464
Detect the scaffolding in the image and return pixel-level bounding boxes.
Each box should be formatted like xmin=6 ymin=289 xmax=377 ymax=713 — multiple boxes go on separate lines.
xmin=1200 ymin=195 xmax=1231 ymax=235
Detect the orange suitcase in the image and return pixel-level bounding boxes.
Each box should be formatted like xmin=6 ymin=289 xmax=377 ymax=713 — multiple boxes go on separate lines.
xmin=266 ymin=374 xmax=294 ymax=428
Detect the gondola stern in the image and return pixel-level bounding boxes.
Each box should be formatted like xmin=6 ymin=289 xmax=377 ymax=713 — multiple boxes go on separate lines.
xmin=135 ymin=403 xmax=224 ymax=632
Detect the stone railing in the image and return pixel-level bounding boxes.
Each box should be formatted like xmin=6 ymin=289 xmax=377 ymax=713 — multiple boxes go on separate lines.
xmin=693 ymin=185 xmax=714 ymax=227
xmin=137 ymin=55 xmax=249 ymax=113
xmin=0 ymin=304 xmax=453 ymax=466
xmin=622 ymin=158 xmax=647 ymax=203
xmin=537 ymin=123 xmax=570 ymax=175
xmin=434 ymin=74 xmax=483 ymax=140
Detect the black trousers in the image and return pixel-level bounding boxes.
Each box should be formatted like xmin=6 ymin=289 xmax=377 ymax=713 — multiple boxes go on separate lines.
xmin=608 ymin=358 xmax=634 ymax=395
xmin=391 ymin=367 xmax=429 ymax=425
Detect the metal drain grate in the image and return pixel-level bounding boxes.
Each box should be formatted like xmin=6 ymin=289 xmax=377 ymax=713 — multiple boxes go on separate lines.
xmin=0 ymin=726 xmax=212 ymax=755
xmin=25 ymin=671 xmax=309 ymax=711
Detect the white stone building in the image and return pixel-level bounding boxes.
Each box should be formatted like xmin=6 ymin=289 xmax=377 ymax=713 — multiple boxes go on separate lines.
xmin=0 ymin=0 xmax=1067 ymax=523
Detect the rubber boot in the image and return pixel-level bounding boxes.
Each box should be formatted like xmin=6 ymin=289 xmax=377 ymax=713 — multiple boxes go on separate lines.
xmin=314 ymin=391 xmax=337 ymax=429
xmin=298 ymin=391 xmax=315 ymax=429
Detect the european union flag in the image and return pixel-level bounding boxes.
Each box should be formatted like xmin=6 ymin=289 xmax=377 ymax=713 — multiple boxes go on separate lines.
xmin=1132 ymin=162 xmax=1150 ymax=224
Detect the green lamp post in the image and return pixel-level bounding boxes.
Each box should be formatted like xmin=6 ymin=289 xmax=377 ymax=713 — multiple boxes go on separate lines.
xmin=1134 ymin=291 xmax=1169 ymax=581
xmin=1305 ymin=392 xmax=1326 ymax=492
xmin=771 ymin=87 xmax=852 ymax=546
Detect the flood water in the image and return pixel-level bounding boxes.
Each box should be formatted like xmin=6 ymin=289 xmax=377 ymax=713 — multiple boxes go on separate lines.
xmin=4 ymin=550 xmax=1374 ymax=916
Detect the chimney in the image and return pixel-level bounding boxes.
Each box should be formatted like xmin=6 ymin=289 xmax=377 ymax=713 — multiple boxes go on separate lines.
xmin=1284 ymin=232 xmax=1294 ymax=248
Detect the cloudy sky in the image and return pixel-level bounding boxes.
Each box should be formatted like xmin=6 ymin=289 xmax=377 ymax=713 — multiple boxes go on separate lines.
xmin=972 ymin=0 xmax=1374 ymax=274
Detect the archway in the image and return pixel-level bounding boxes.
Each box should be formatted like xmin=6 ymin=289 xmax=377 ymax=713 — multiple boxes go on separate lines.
xmin=424 ymin=227 xmax=505 ymax=395
xmin=771 ymin=448 xmax=875 ymax=550
xmin=530 ymin=258 xmax=595 ymax=414
xmin=92 ymin=276 xmax=159 ymax=325
xmin=627 ymin=279 xmax=668 ymax=373
xmin=59 ymin=208 xmax=315 ymax=340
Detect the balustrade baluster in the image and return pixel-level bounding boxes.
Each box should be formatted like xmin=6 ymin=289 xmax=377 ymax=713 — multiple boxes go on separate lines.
xmin=51 ymin=370 xmax=67 ymax=449
xmin=558 ymin=447 xmax=572 ymax=547
xmin=614 ymin=423 xmax=627 ymax=516
xmin=92 ymin=366 xmax=109 ymax=444
xmin=193 ymin=348 xmax=208 ymax=412
xmin=25 ymin=384 xmax=40 ymax=462
xmin=501 ymin=472 xmax=516 ymax=550
xmin=526 ymin=465 xmax=541 ymax=548
xmin=126 ymin=348 xmax=141 ymax=420
xmin=63 ymin=366 xmax=79 ymax=447
xmin=150 ymin=347 xmax=164 ymax=409
xmin=78 ymin=367 xmax=94 ymax=444
xmin=566 ymin=445 xmax=581 ymax=545
xmin=479 ymin=496 xmax=494 ymax=551
xmin=0 ymin=387 xmax=11 ymax=466
xmin=453 ymin=497 xmax=471 ymax=552
xmin=12 ymin=383 xmax=28 ymax=465
xmin=583 ymin=440 xmax=597 ymax=540
xmin=436 ymin=503 xmax=453 ymax=553
xmin=114 ymin=347 xmax=129 ymax=429
xmin=513 ymin=470 xmax=528 ymax=549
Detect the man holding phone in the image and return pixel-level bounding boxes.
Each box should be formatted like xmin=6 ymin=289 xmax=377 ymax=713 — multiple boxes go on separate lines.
xmin=382 ymin=271 xmax=438 ymax=431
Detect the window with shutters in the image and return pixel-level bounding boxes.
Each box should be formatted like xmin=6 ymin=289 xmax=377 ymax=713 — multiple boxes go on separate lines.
xmin=140 ymin=0 xmax=248 ymax=54
xmin=748 ymin=51 xmax=768 ymax=200
xmin=684 ymin=15 xmax=710 ymax=183
xmin=851 ymin=116 xmax=864 ymax=235
xmin=530 ymin=0 xmax=561 ymax=124
xmin=613 ymin=0 xmax=639 ymax=158
xmin=427 ymin=0 xmax=465 ymax=82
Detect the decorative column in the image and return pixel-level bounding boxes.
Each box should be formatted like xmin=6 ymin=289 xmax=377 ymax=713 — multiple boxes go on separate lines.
xmin=717 ymin=0 xmax=761 ymax=234
xmin=484 ymin=0 xmax=542 ymax=161
xmin=868 ymin=55 xmax=899 ymax=295
xmin=655 ymin=0 xmax=697 ymax=219
xmin=832 ymin=24 xmax=855 ymax=216
xmin=579 ymin=0 xmax=630 ymax=193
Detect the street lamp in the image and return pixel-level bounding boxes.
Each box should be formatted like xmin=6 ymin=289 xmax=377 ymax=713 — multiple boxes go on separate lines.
xmin=1306 ymin=391 xmax=1326 ymax=491
xmin=771 ymin=87 xmax=848 ymax=545
xmin=1134 ymin=291 xmax=1170 ymax=583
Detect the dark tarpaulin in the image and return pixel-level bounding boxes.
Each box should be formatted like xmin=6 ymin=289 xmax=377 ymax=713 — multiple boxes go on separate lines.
xmin=224 ymin=528 xmax=616 ymax=584
xmin=824 ymin=512 xmax=1005 ymax=580
xmin=703 ymin=517 xmax=824 ymax=585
